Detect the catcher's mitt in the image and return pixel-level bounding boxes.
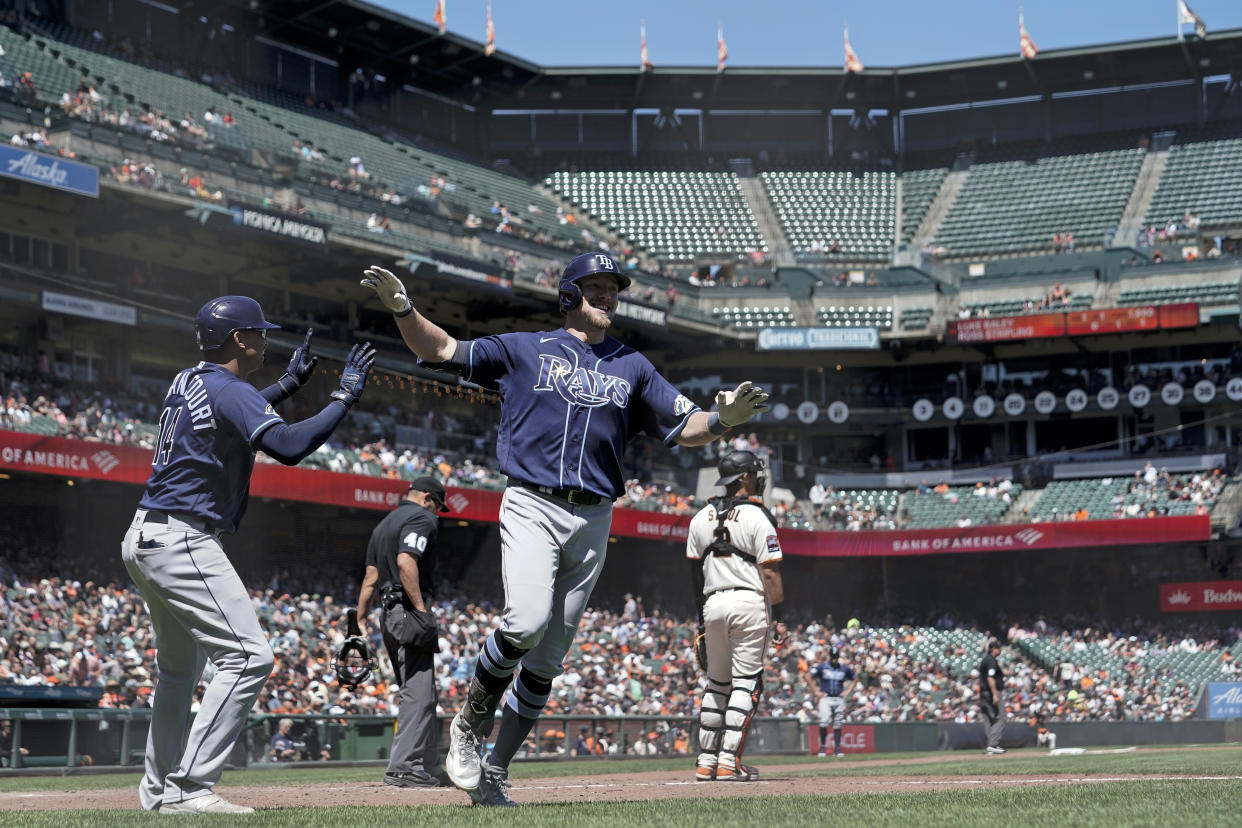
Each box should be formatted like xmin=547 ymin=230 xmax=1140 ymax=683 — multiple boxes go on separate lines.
xmin=694 ymin=627 xmax=708 ymax=673
xmin=332 ymin=609 xmax=376 ymax=688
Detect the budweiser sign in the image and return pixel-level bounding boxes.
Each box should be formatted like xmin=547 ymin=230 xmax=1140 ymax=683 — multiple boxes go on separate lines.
xmin=1160 ymin=581 xmax=1242 ymax=612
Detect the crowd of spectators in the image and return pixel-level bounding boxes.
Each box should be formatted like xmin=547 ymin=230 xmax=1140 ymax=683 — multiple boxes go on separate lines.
xmin=2 ymin=556 xmax=1236 ymax=757
xmin=956 ymin=283 xmax=1074 ymax=320
xmin=807 ymin=484 xmax=900 ymax=531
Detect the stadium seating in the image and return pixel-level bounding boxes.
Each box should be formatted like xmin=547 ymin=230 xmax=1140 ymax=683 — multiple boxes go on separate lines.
xmin=817 ymin=488 xmax=901 ymax=529
xmin=816 ymin=305 xmax=894 ymax=330
xmin=899 ymin=307 xmax=935 ymax=330
xmin=872 ymin=627 xmax=990 ymax=679
xmin=932 ymin=148 xmax=1144 ymax=257
xmin=965 ymin=294 xmax=1093 ymax=317
xmin=761 ymin=169 xmax=894 ymax=262
xmin=900 ymin=167 xmax=949 ymax=241
xmin=1013 ymin=634 xmax=1238 ymax=710
xmin=711 ymin=306 xmax=795 ymax=329
xmin=1144 ymin=135 xmax=1242 ymax=229
xmin=1118 ymin=282 xmax=1236 ymax=307
xmin=1027 ymin=476 xmax=1215 ymax=521
xmin=902 ymin=485 xmax=1020 ymax=528
xmin=544 ymin=170 xmax=764 ymax=261
xmin=0 ymin=26 xmax=581 ymax=248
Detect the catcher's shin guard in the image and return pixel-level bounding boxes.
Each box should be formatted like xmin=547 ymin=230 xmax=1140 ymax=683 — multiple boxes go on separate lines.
xmin=720 ymin=669 xmax=763 ymax=760
xmin=697 ymin=678 xmax=729 ymax=755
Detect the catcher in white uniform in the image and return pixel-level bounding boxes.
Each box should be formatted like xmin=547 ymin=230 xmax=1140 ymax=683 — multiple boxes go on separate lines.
xmin=687 ymin=450 xmax=785 ymax=782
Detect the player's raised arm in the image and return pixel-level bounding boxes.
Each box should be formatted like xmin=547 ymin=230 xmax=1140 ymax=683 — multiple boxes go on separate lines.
xmin=360 ymin=266 xmax=458 ymax=362
xmin=677 ymin=381 xmax=772 ymax=446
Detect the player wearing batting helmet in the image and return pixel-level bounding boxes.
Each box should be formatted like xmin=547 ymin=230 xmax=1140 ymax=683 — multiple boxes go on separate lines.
xmin=121 ymin=297 xmax=377 ymax=814
xmin=686 ymin=449 xmax=785 ymax=782
xmin=360 ymin=255 xmax=770 ymax=806
xmin=809 ymin=647 xmax=858 ymax=757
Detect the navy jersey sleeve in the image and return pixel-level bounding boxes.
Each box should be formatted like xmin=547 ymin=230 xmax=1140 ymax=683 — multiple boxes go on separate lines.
xmin=396 ymin=510 xmax=438 ymax=560
xmin=462 ymin=335 xmax=513 ymax=388
xmin=628 ymin=356 xmax=700 ymax=446
xmin=846 ymin=666 xmax=856 ymax=680
xmin=214 ymin=380 xmax=284 ymax=447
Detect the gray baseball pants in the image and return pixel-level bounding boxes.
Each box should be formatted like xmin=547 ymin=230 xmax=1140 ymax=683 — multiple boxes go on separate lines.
xmin=381 ymin=611 xmax=441 ymax=777
xmin=122 ymin=509 xmax=274 ymax=810
xmin=979 ymin=696 xmax=1005 ymax=749
xmin=497 ymin=485 xmax=612 ymax=677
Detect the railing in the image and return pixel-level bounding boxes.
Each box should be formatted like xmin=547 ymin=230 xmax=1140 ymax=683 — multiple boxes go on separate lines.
xmin=0 ymin=710 xmax=804 ymax=769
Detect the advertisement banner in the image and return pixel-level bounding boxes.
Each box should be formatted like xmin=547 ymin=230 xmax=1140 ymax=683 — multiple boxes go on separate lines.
xmin=756 ymin=327 xmax=879 ymax=351
xmin=1065 ymin=306 xmax=1159 ymax=336
xmin=1205 ymin=683 xmax=1242 ymax=719
xmin=425 ymin=250 xmax=513 ymax=290
xmin=0 ymin=431 xmax=1213 ymax=552
xmin=227 ymin=202 xmax=328 ymax=248
xmin=0 ymin=145 xmax=99 ymax=197
xmin=778 ymin=516 xmax=1211 ymax=558
xmin=1158 ymin=303 xmax=1200 ymax=329
xmin=616 ymin=300 xmax=668 ymax=328
xmin=42 ymin=291 xmax=137 ymax=326
xmin=808 ymin=725 xmax=875 ymax=755
xmin=949 ymin=304 xmax=1198 ymax=345
xmin=1159 ymin=580 xmax=1242 ymax=612
xmin=947 ymin=313 xmax=1065 ymax=344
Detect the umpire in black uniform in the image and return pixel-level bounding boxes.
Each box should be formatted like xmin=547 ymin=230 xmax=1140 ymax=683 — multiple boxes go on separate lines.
xmin=978 ymin=639 xmax=1006 ymax=755
xmin=357 ymin=476 xmax=450 ymax=787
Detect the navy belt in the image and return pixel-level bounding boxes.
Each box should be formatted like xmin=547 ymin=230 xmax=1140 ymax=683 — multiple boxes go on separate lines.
xmin=513 ymin=481 xmax=610 ymax=507
xmin=709 ymin=587 xmax=763 ymax=596
xmin=144 ymin=510 xmax=222 ymax=538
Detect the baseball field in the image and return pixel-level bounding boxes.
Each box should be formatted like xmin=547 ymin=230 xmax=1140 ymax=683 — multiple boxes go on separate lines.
xmin=1 ymin=745 xmax=1239 ymax=826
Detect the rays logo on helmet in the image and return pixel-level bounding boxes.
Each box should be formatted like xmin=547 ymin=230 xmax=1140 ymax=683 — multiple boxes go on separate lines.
xmin=594 ymin=254 xmax=615 ymax=271
xmin=673 ymin=394 xmax=695 ymax=416
xmin=534 ymin=354 xmax=631 ymax=407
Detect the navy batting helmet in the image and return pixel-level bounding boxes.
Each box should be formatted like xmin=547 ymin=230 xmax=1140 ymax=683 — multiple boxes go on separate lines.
xmin=194 ymin=296 xmax=280 ymax=351
xmin=714 ymin=450 xmax=765 ymax=486
xmin=558 ymin=251 xmax=631 ymax=313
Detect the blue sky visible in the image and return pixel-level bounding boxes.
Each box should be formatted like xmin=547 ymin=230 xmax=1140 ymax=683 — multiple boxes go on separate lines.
xmin=374 ymin=1 xmax=1242 ymax=68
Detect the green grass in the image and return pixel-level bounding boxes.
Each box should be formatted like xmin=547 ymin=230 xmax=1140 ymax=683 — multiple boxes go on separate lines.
xmin=6 ymin=783 xmax=1242 ymax=827
xmin=784 ymin=747 xmax=1242 ymax=778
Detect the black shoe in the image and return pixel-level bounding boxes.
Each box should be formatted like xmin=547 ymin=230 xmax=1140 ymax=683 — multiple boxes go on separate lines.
xmin=385 ymin=771 xmax=441 ymax=788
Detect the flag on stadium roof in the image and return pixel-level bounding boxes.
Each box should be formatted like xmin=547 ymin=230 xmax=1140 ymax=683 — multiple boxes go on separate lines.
xmin=844 ymin=24 xmax=864 ymax=73
xmin=1019 ymin=8 xmax=1039 ymax=59
xmin=1177 ymin=1 xmax=1206 ymax=40
xmin=717 ymin=22 xmax=728 ymax=72
xmin=484 ymin=1 xmax=495 ymax=55
xmin=640 ymin=20 xmax=653 ymax=72
xmin=433 ymin=0 xmax=446 ymax=35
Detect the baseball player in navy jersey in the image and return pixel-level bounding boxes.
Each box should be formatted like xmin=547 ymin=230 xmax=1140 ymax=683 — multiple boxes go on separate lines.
xmin=121 ymin=296 xmax=376 ymax=814
xmin=361 ymin=254 xmax=770 ymax=806
xmin=687 ymin=450 xmax=784 ymax=783
xmin=809 ymin=648 xmax=858 ymax=757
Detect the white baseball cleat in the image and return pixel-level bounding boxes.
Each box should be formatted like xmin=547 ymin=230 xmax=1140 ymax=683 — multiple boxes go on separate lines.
xmin=446 ymin=713 xmax=483 ymax=791
xmin=160 ymin=793 xmax=253 ymax=814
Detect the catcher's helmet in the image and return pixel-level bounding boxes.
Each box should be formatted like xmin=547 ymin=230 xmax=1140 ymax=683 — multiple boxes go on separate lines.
xmin=194 ymin=295 xmax=280 ymax=351
xmin=558 ymin=251 xmax=631 ymax=313
xmin=714 ymin=449 xmax=766 ymax=486
xmin=332 ymin=636 xmax=376 ymax=688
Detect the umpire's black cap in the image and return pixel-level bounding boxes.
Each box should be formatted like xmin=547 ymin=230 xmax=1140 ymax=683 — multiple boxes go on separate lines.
xmin=408 ymin=476 xmax=450 ymax=513
xmin=714 ymin=450 xmax=765 ymax=486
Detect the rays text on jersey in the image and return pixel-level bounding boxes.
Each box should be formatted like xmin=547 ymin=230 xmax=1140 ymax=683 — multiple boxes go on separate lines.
xmin=533 ymin=354 xmax=632 ymax=407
